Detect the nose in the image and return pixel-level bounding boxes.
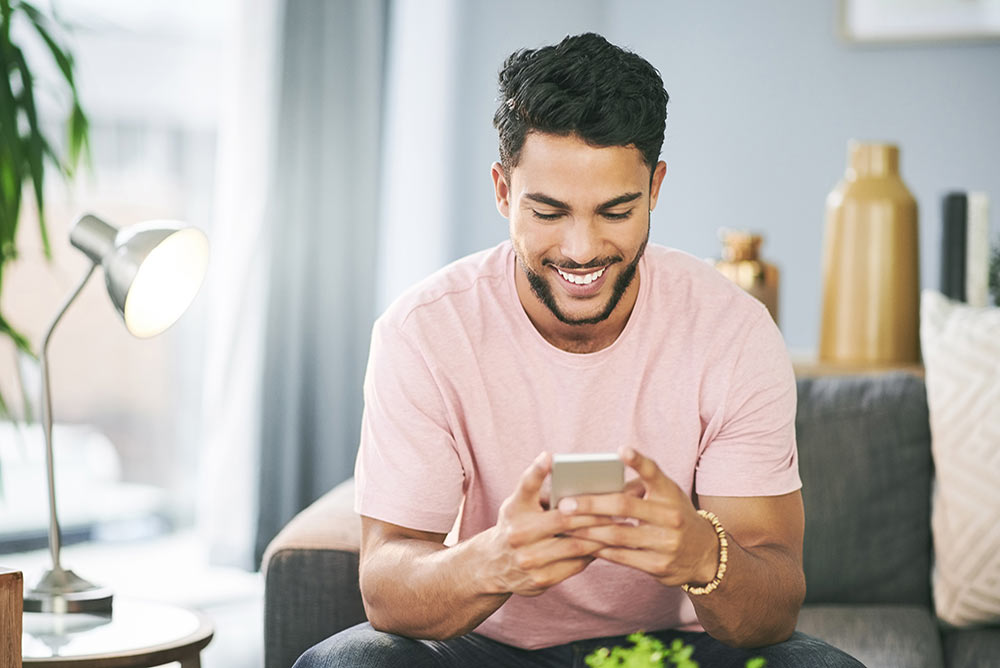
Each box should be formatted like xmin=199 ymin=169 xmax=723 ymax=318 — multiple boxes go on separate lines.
xmin=559 ymin=218 xmax=600 ymax=266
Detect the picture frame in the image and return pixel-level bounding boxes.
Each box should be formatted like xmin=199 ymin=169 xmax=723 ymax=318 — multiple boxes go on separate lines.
xmin=840 ymin=0 xmax=1000 ymax=43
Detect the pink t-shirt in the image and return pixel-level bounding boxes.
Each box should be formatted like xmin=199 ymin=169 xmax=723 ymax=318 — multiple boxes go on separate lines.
xmin=355 ymin=240 xmax=800 ymax=649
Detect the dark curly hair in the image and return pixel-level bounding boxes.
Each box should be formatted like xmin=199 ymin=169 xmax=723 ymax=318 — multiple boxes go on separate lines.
xmin=493 ymin=33 xmax=669 ymax=178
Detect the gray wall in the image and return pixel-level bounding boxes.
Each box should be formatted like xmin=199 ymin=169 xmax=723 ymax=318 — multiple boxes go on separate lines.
xmin=440 ymin=1 xmax=1000 ymax=352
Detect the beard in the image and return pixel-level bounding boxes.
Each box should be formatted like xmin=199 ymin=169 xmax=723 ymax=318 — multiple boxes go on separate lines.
xmin=517 ymin=223 xmax=649 ymax=326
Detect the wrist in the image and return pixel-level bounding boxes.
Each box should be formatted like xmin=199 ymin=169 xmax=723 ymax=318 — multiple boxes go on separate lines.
xmin=694 ymin=515 xmax=721 ymax=584
xmin=682 ymin=509 xmax=729 ymax=596
xmin=468 ymin=526 xmax=512 ymax=595
xmin=695 ymin=554 xmax=719 ymax=586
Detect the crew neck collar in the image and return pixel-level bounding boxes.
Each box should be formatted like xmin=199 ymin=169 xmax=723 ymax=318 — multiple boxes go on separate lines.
xmin=504 ymin=242 xmax=648 ymax=367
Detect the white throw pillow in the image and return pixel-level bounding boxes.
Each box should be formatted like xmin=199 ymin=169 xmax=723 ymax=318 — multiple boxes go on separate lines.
xmin=920 ymin=290 xmax=1000 ymax=627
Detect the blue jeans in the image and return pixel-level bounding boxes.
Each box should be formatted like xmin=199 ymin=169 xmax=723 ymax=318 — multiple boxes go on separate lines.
xmin=293 ymin=622 xmax=865 ymax=668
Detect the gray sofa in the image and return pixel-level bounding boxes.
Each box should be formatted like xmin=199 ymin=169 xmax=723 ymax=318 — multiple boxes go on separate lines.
xmin=263 ymin=372 xmax=1000 ymax=667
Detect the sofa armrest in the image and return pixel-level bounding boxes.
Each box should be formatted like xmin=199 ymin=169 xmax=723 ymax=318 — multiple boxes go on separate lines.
xmin=262 ymin=478 xmax=366 ymax=668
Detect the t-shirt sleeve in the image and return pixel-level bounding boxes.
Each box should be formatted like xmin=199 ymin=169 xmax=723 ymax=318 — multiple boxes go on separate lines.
xmin=354 ymin=317 xmax=464 ymax=533
xmin=694 ymin=309 xmax=801 ymax=497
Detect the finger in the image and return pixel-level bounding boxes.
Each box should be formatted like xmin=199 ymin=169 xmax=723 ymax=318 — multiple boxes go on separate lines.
xmin=514 ymin=535 xmax=605 ymax=571
xmin=506 ymin=511 xmax=620 ymax=548
xmin=564 ymin=523 xmax=678 ymax=552
xmin=561 ymin=492 xmax=681 ymax=527
xmin=619 ymin=446 xmax=676 ymax=497
xmin=593 ymin=546 xmax=686 ymax=585
xmin=516 ymin=556 xmax=594 ymax=597
xmin=624 ymin=478 xmax=646 ymax=498
xmin=515 ymin=452 xmax=551 ymax=504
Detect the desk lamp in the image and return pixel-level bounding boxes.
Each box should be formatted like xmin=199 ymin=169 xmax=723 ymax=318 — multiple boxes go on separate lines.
xmin=23 ymin=214 xmax=209 ymax=614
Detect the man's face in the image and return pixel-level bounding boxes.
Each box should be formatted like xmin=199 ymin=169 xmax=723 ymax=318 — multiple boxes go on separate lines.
xmin=492 ymin=132 xmax=666 ymax=336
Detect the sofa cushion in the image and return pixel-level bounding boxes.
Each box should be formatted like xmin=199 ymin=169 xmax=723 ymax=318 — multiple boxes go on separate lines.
xmin=942 ymin=626 xmax=1000 ymax=668
xmin=797 ymin=604 xmax=943 ymax=668
xmin=796 ymin=373 xmax=932 ymax=606
xmin=920 ymin=290 xmax=1000 ymax=627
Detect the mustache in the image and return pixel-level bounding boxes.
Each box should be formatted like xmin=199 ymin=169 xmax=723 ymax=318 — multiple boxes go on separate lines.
xmin=543 ymin=256 xmax=622 ymax=271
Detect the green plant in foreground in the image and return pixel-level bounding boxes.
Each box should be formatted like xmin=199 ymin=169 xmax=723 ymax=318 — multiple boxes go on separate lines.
xmin=0 ymin=0 xmax=90 ymax=418
xmin=585 ymin=631 xmax=766 ymax=668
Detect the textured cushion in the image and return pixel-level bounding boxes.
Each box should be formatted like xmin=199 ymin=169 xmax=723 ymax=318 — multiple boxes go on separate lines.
xmin=262 ymin=479 xmax=365 ymax=668
xmin=796 ymin=604 xmax=943 ymax=668
xmin=921 ymin=290 xmax=1000 ymax=627
xmin=942 ymin=626 xmax=1000 ymax=668
xmin=795 ymin=374 xmax=933 ymax=606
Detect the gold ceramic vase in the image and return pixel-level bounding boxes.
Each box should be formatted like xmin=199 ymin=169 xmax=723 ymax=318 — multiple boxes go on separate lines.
xmin=819 ymin=141 xmax=919 ymax=364
xmin=715 ymin=230 xmax=779 ymax=325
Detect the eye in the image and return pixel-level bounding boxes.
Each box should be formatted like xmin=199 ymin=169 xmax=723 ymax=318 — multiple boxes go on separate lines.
xmin=602 ymin=210 xmax=633 ymax=221
xmin=531 ymin=209 xmax=563 ymax=221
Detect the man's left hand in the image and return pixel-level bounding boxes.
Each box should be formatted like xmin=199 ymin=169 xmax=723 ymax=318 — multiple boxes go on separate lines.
xmin=561 ymin=446 xmax=720 ymax=588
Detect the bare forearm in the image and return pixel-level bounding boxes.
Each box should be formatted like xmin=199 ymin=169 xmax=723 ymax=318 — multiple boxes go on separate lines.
xmin=360 ymin=532 xmax=509 ymax=639
xmin=690 ymin=540 xmax=805 ymax=648
xmin=359 ymin=454 xmax=607 ymax=639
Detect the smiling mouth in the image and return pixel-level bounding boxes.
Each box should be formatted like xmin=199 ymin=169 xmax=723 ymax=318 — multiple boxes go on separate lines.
xmin=554 ymin=265 xmax=608 ymax=286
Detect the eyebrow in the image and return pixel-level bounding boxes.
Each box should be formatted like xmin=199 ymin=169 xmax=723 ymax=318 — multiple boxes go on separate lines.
xmin=524 ymin=191 xmax=642 ymax=211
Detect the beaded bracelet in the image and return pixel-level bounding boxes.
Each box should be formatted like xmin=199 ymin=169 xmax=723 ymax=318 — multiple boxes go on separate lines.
xmin=681 ymin=509 xmax=729 ymax=596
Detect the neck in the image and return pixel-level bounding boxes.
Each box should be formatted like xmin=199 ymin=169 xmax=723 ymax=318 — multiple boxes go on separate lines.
xmin=515 ymin=266 xmax=641 ymax=354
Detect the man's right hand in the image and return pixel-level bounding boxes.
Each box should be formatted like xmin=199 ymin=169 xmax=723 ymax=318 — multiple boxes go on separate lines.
xmin=480 ymin=451 xmax=612 ymax=597
xmin=359 ymin=451 xmax=616 ymax=638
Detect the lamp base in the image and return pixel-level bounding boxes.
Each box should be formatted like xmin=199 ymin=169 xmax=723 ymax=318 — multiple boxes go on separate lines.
xmin=24 ymin=567 xmax=114 ymax=614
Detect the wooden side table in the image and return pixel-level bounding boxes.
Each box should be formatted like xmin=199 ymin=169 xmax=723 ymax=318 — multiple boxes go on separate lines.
xmin=22 ymin=599 xmax=213 ymax=668
xmin=2 ymin=568 xmax=23 ymax=668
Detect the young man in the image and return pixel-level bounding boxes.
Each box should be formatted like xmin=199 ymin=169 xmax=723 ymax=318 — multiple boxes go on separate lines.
xmin=295 ymin=33 xmax=862 ymax=667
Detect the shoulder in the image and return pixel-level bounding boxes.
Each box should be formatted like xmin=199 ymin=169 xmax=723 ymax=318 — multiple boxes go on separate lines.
xmin=376 ymin=241 xmax=512 ymax=337
xmin=641 ymin=242 xmax=767 ymax=324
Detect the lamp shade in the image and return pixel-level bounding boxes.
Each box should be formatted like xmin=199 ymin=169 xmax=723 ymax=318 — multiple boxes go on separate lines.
xmin=69 ymin=214 xmax=209 ymax=338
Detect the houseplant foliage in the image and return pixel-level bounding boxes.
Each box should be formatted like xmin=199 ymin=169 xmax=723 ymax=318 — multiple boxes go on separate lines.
xmin=0 ymin=0 xmax=89 ymax=417
xmin=585 ymin=632 xmax=765 ymax=668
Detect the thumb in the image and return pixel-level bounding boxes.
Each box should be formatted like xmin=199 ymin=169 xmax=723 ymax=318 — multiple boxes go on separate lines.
xmin=514 ymin=451 xmax=551 ymax=505
xmin=619 ymin=446 xmax=675 ymax=498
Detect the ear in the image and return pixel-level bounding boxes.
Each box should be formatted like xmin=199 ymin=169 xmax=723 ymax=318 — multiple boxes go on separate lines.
xmin=491 ymin=162 xmax=511 ymax=218
xmin=648 ymin=161 xmax=667 ymax=212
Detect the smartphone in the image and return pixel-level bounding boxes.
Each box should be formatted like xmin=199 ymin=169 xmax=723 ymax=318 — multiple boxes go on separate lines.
xmin=550 ymin=453 xmax=625 ymax=509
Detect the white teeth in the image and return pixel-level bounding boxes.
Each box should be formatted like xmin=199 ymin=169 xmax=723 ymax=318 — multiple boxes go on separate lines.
xmin=556 ymin=266 xmax=606 ymax=285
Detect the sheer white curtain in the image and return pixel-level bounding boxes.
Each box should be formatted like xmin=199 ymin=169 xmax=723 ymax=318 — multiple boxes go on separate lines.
xmin=198 ymin=0 xmax=282 ymax=569
xmin=200 ymin=0 xmax=393 ymax=568
xmin=375 ymin=0 xmax=460 ymax=311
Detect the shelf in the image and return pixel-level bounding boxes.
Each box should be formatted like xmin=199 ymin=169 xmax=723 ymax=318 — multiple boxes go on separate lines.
xmin=791 ymin=355 xmax=924 ymax=379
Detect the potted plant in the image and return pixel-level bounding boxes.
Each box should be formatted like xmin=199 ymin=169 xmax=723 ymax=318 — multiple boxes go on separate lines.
xmin=0 ymin=0 xmax=89 ymax=418
xmin=585 ymin=632 xmax=765 ymax=668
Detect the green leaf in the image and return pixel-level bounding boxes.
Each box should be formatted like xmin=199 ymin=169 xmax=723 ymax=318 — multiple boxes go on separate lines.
xmin=0 ymin=385 xmax=11 ymax=421
xmin=0 ymin=311 xmax=34 ymax=356
xmin=1 ymin=0 xmax=12 ymax=40
xmin=17 ymin=0 xmax=90 ymax=175
xmin=0 ymin=43 xmax=26 ymax=245
xmin=13 ymin=45 xmax=50 ymax=257
xmin=67 ymin=99 xmax=90 ymax=173
xmin=40 ymin=134 xmax=70 ymax=177
xmin=745 ymin=658 xmax=766 ymax=668
xmin=586 ymin=647 xmax=611 ymax=668
xmin=18 ymin=0 xmax=76 ymax=88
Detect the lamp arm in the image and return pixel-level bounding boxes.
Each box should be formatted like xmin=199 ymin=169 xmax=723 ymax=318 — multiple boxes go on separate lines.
xmin=39 ymin=262 xmax=97 ymax=572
